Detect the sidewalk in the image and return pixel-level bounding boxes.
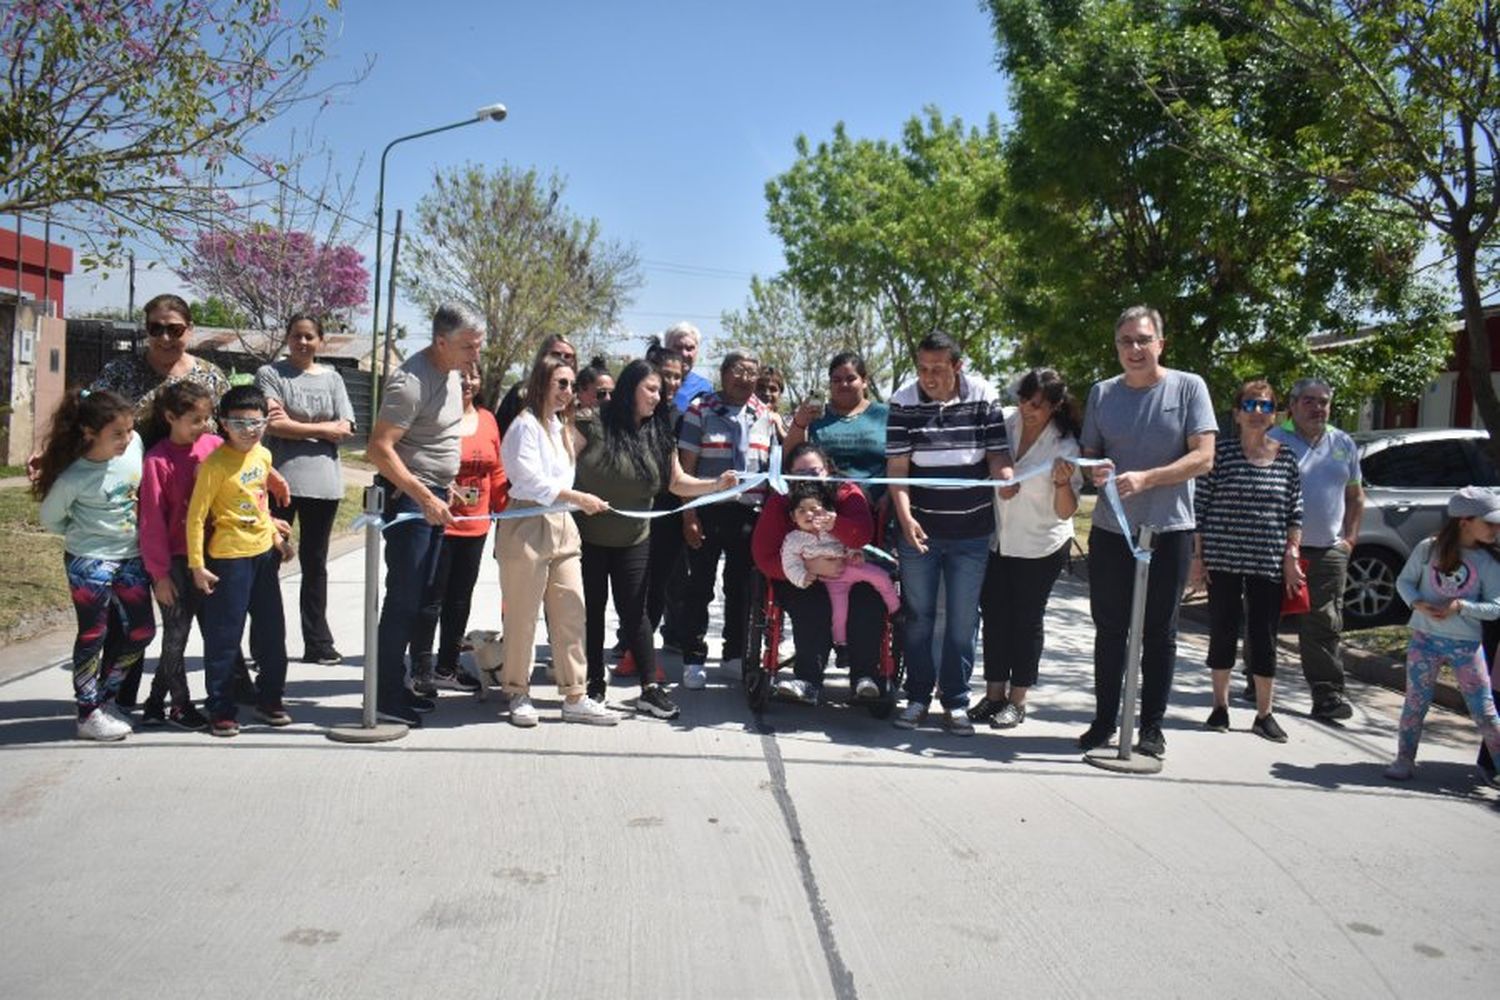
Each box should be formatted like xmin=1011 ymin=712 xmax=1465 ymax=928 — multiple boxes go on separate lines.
xmin=0 ymin=543 xmax=1495 ymax=998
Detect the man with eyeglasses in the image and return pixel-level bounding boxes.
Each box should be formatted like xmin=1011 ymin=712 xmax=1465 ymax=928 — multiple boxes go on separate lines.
xmin=677 ymin=349 xmax=775 ymax=689
xmin=366 ymin=302 xmax=486 ymax=727
xmin=1078 ymin=305 xmax=1217 ymax=759
xmin=1268 ymin=377 xmax=1363 ymax=722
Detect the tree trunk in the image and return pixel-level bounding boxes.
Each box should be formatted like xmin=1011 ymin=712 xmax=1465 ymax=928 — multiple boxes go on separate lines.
xmin=1456 ymin=243 xmax=1500 ymax=468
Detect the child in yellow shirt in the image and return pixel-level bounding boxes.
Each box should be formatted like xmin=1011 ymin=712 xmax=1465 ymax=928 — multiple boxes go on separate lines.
xmin=188 ymin=385 xmax=294 ymax=737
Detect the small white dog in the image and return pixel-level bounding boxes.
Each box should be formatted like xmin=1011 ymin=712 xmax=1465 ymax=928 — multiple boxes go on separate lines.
xmin=464 ymin=629 xmax=505 ymax=702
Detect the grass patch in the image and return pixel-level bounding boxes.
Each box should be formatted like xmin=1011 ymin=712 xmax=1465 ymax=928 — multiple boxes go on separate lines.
xmin=1343 ymin=624 xmax=1411 ymax=660
xmin=334 ymin=483 xmax=369 ymax=535
xmin=1072 ymin=494 xmax=1095 ymax=554
xmin=0 ymin=486 xmax=70 ymax=638
xmin=340 ymin=448 xmax=374 ymax=469
xmin=0 ymin=464 xmax=26 ymax=478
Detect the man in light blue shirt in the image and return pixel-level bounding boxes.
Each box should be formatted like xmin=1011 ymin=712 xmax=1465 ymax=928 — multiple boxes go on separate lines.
xmin=665 ymin=322 xmax=711 ymax=413
xmin=1269 ymin=377 xmax=1364 ymax=722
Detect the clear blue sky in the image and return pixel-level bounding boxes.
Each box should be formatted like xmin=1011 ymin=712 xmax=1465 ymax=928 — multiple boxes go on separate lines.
xmin=70 ymin=0 xmax=1010 ymax=355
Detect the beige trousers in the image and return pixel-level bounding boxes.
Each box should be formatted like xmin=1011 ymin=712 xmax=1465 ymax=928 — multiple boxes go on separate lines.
xmin=495 ymin=506 xmax=587 ymax=698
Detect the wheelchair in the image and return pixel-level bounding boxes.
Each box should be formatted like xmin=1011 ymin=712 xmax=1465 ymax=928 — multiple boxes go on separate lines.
xmin=740 ymin=550 xmax=904 ymax=718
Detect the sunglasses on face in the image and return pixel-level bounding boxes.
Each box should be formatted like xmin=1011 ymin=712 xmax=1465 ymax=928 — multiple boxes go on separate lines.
xmin=147 ymin=322 xmax=189 ymax=339
xmin=596 ymin=388 xmax=612 ymax=399
xmin=554 ymin=379 xmax=574 ymax=390
xmin=1239 ymin=399 xmax=1275 ymax=414
xmin=223 ymin=417 xmax=267 ymax=432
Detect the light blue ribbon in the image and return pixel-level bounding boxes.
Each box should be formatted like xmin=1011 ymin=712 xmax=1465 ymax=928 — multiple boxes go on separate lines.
xmin=355 ymin=447 xmax=1147 ymax=560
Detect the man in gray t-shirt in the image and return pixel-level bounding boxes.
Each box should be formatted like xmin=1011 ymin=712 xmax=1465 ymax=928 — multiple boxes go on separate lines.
xmin=1078 ymin=305 xmax=1218 ymax=760
xmin=366 ymin=303 xmax=484 ymax=726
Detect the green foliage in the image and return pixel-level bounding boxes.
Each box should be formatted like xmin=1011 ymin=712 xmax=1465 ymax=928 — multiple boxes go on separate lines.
xmin=986 ymin=0 xmax=1450 ymax=409
xmin=0 ymin=1 xmax=348 ymax=262
xmin=403 ymin=163 xmax=641 ymax=401
xmin=189 ymin=295 xmax=250 ymax=329
xmin=720 ymin=275 xmax=892 ymax=401
xmin=764 ymin=109 xmax=1013 ymax=390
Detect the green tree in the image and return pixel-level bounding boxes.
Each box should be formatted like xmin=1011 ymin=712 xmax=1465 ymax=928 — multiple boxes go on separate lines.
xmin=189 ymin=296 xmax=250 ymax=329
xmin=720 ymin=275 xmax=891 ymax=402
xmin=0 ymin=1 xmax=357 ymax=265
xmin=764 ymin=109 xmax=1013 ymax=393
xmin=986 ymin=0 xmax=1449 ymax=408
xmin=1140 ymin=1 xmax=1498 ymax=448
xmin=403 ymin=163 xmax=641 ymax=400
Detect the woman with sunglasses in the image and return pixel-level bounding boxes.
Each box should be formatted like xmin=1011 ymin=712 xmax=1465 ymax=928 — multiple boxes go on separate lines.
xmin=496 ymin=355 xmax=615 ymax=727
xmin=90 ymin=294 xmax=231 ymax=447
xmin=1190 ymin=380 xmax=1305 ymax=742
xmin=574 ymin=356 xmax=614 ymax=414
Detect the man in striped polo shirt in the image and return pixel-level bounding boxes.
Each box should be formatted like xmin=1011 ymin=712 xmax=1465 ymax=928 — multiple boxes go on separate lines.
xmin=678 ymin=349 xmax=776 ymax=691
xmin=888 ymin=332 xmax=1013 ymax=735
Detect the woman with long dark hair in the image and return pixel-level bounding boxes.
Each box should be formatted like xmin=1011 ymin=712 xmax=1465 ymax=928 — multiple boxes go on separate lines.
xmin=974 ymin=368 xmax=1083 ymax=728
xmin=256 ymin=312 xmax=357 ymax=665
xmin=575 ymin=359 xmax=735 ymax=719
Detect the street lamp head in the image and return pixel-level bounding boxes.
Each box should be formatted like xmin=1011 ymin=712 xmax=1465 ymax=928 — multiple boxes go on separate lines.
xmin=476 ymin=103 xmax=508 ymax=122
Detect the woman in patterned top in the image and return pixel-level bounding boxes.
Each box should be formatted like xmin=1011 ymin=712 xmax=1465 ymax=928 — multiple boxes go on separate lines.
xmin=90 ymin=294 xmax=230 ymax=447
xmin=1191 ymin=379 xmax=1304 ymax=742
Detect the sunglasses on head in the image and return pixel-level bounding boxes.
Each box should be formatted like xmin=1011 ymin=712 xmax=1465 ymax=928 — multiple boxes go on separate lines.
xmin=1240 ymin=399 xmax=1275 ymax=414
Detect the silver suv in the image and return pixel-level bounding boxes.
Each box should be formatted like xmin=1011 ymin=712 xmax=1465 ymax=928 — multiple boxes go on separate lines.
xmin=1345 ymin=428 xmax=1499 ymax=628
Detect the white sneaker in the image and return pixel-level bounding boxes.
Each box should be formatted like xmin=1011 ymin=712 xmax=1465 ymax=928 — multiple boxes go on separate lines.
xmin=509 ymin=694 xmax=539 ymax=728
xmin=893 ymin=700 xmax=927 ymax=730
xmin=101 ymin=702 xmax=134 ymax=729
xmin=944 ymin=707 xmax=975 ymax=736
xmin=683 ymin=662 xmax=708 ymax=690
xmin=1385 ymin=754 xmax=1415 ymax=781
xmin=775 ymin=677 xmax=817 ymax=704
xmin=562 ymin=696 xmax=619 ymax=726
xmin=853 ymin=677 xmax=881 ymax=701
xmin=77 ymin=708 xmax=131 ymax=742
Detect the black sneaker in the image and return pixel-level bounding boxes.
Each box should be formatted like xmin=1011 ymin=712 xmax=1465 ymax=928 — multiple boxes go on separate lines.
xmin=1203 ymin=705 xmax=1230 ymax=732
xmin=1252 ymin=713 xmax=1288 ymax=743
xmin=1311 ymin=695 xmax=1354 ymax=722
xmin=409 ymin=654 xmax=438 ymax=698
xmin=1136 ymin=726 xmax=1167 ymax=758
xmin=991 ymin=702 xmax=1026 ymax=729
xmin=1078 ymin=722 xmax=1115 ymax=751
xmin=638 ymin=684 xmax=680 ymax=720
xmin=305 ymin=649 xmax=343 ymax=666
xmin=1238 ymin=679 xmax=1256 ymax=703
xmin=432 ymin=666 xmax=480 ymax=692
xmin=139 ymin=699 xmax=168 ymax=727
xmin=406 ymin=693 xmax=436 ymax=714
xmin=376 ymin=703 xmax=422 ymax=727
xmin=968 ymin=696 xmax=1006 ymax=724
xmin=168 ymin=703 xmax=209 ymax=731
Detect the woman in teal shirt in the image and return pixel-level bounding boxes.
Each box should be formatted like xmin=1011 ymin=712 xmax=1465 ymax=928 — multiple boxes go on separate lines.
xmin=784 ymin=351 xmax=889 ymax=506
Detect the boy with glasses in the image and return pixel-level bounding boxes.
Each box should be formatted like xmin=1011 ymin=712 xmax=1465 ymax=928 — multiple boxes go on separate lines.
xmin=187 ymin=385 xmax=293 ymax=737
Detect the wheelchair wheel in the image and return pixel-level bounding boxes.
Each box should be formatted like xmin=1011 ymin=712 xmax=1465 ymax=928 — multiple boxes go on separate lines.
xmin=742 ymin=570 xmax=771 ymax=712
xmin=869 ymin=615 xmax=904 ymax=718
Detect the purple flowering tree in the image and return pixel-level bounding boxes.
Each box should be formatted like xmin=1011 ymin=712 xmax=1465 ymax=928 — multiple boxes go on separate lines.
xmin=0 ymin=1 xmax=364 ymax=267
xmin=179 ymin=226 xmax=368 ymax=358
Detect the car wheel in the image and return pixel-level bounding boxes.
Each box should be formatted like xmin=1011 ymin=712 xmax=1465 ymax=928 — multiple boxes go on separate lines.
xmin=1344 ymin=546 xmax=1405 ymax=629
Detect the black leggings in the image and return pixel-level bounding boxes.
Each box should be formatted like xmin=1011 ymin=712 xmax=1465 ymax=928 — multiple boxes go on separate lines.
xmin=1207 ymin=570 xmax=1283 ymax=678
xmin=413 ymin=533 xmax=489 ymax=672
xmin=271 ymin=495 xmax=341 ymax=656
xmin=776 ymin=579 xmax=885 ymax=686
xmin=583 ymin=539 xmax=653 ymax=699
xmin=980 ymin=545 xmax=1069 ymax=688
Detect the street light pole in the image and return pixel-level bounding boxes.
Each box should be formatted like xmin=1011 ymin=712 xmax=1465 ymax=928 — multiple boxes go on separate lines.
xmin=367 ymin=103 xmax=507 ymax=430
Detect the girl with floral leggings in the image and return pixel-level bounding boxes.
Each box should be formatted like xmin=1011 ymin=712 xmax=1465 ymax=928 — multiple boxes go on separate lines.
xmin=34 ymin=389 xmax=156 ymax=742
xmin=1387 ymin=486 xmax=1500 ymax=783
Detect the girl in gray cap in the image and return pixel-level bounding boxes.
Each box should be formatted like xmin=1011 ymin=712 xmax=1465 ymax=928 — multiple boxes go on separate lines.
xmin=1387 ymin=486 xmax=1500 ymax=783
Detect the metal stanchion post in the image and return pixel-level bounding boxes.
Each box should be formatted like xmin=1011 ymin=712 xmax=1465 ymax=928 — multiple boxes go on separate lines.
xmin=1085 ymin=523 xmax=1162 ymax=775
xmin=327 ymin=483 xmax=410 ymax=743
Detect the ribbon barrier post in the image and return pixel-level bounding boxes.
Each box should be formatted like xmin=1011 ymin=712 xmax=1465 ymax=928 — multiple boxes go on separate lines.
xmin=327 ymin=483 xmax=410 ymax=744
xmin=1084 ymin=523 xmax=1162 ymax=775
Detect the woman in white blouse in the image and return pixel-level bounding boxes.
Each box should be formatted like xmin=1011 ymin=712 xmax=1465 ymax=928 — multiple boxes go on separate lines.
xmin=971 ymin=368 xmax=1082 ymax=728
xmin=497 ymin=355 xmax=615 ymax=728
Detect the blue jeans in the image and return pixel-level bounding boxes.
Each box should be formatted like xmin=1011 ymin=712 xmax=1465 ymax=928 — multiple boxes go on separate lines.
xmin=377 ymin=490 xmax=446 ymax=706
xmin=898 ymin=533 xmax=989 ymax=709
xmin=201 ymin=548 xmax=287 ymax=721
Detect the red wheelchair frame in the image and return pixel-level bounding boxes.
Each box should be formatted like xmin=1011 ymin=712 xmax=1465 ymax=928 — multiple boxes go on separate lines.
xmin=740 ymin=555 xmax=904 ymax=718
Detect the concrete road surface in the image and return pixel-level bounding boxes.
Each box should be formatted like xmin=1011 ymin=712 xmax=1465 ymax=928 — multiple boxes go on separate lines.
xmin=1 ymin=544 xmax=1496 ymax=999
